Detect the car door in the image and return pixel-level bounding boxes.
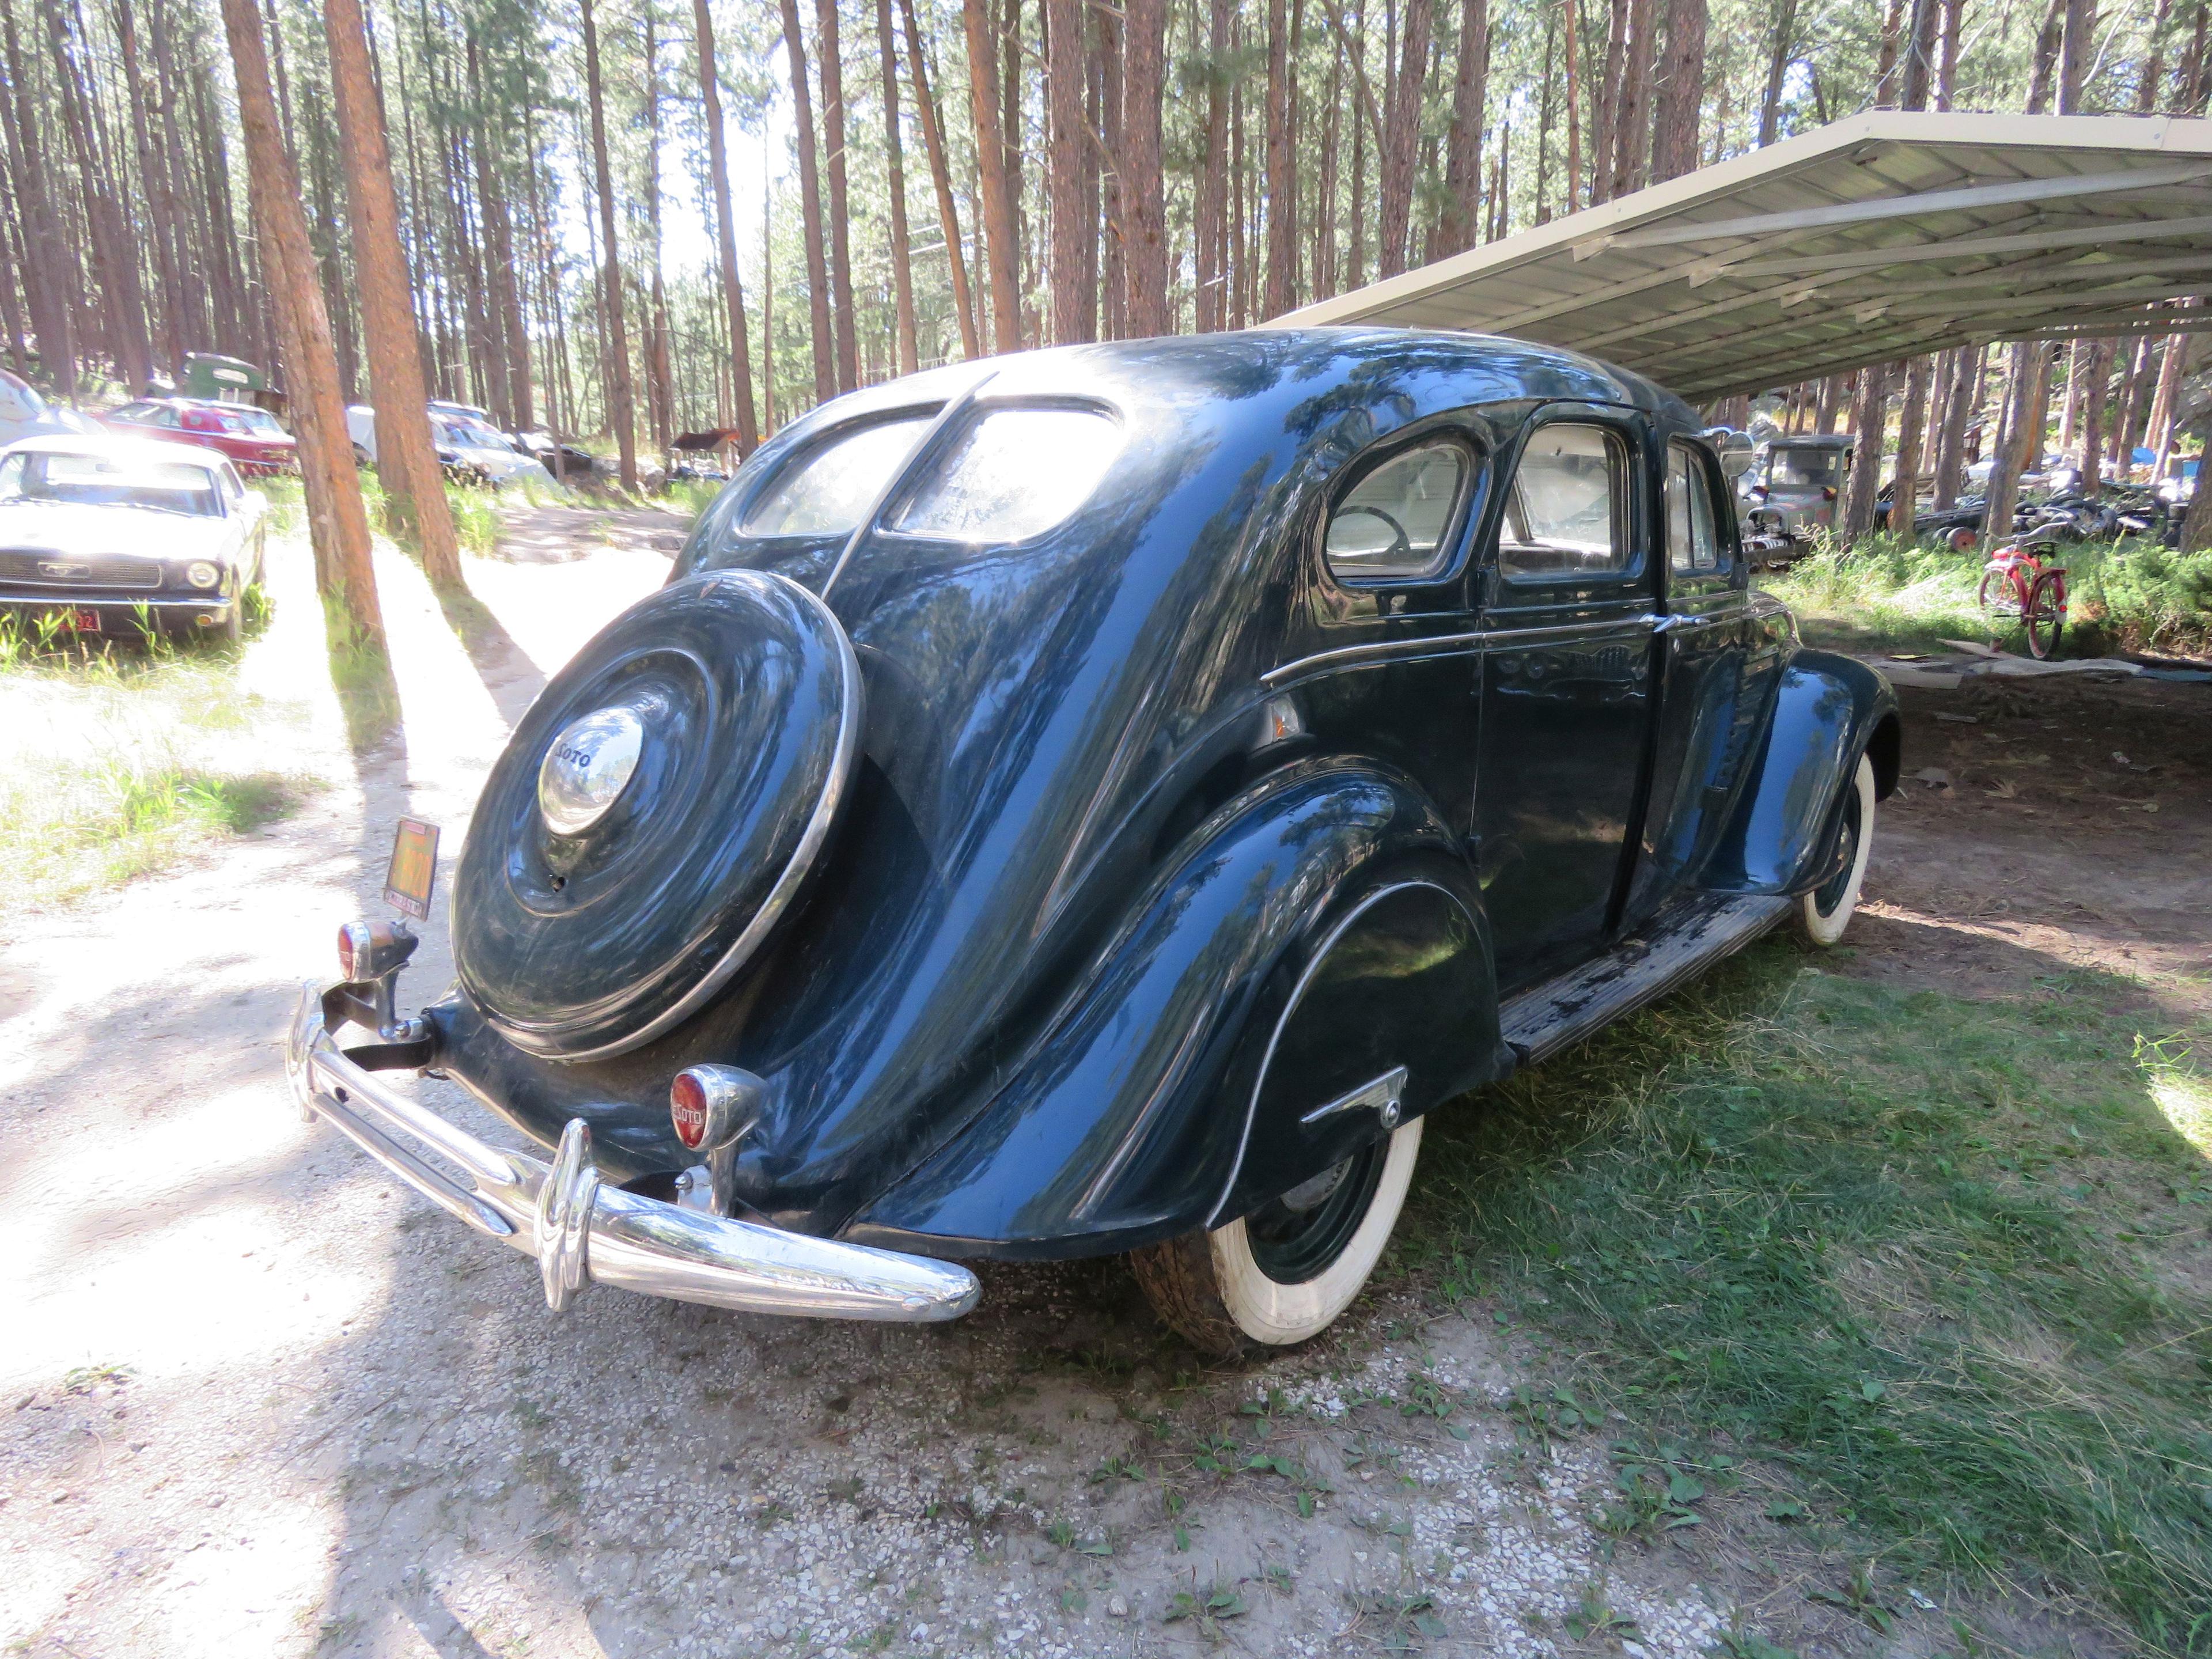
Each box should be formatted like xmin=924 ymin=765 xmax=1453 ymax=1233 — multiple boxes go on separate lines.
xmin=1473 ymin=408 xmax=1660 ymax=994
xmin=1622 ymin=437 xmax=1756 ymax=929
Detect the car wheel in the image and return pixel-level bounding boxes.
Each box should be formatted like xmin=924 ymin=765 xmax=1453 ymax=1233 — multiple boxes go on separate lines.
xmin=1131 ymin=1116 xmax=1423 ymax=1355
xmin=1798 ymin=754 xmax=1876 ymax=947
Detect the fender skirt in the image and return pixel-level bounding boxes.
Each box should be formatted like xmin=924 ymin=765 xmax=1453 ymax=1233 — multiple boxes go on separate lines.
xmin=1702 ymin=649 xmax=1899 ymax=898
xmin=843 ymin=758 xmax=1504 ymax=1262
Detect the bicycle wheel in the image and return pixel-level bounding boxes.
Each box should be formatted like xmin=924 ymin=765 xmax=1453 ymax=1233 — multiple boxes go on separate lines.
xmin=2024 ymin=570 xmax=2068 ymax=660
xmin=1978 ymin=563 xmax=2026 ymax=620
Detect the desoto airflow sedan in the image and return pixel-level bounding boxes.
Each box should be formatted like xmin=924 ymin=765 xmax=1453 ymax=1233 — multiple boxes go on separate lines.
xmin=288 ymin=330 xmax=1897 ymax=1354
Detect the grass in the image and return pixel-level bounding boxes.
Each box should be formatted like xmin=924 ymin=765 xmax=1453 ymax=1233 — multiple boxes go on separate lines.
xmin=0 ymin=612 xmax=312 ymax=906
xmin=1408 ymin=942 xmax=2212 ymax=1653
xmin=1765 ymin=531 xmax=2212 ymax=661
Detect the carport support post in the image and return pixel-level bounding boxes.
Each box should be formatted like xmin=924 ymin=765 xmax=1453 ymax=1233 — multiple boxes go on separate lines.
xmin=1982 ymin=340 xmax=2054 ymax=553
xmin=1840 ymin=361 xmax=1889 ymax=544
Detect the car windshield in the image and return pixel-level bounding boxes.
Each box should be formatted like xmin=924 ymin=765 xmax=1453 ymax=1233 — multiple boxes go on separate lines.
xmin=217 ymin=406 xmax=283 ymax=435
xmin=1767 ymin=448 xmax=1843 ymax=489
xmin=0 ymin=450 xmax=222 ymax=516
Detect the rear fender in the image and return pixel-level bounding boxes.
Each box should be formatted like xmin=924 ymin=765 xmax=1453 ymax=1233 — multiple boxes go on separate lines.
xmin=1702 ymin=650 xmax=1899 ymax=897
xmin=842 ymin=758 xmax=1502 ymax=1260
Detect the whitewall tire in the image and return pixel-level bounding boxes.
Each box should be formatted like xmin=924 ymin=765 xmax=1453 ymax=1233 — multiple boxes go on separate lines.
xmin=1799 ymin=754 xmax=1876 ymax=947
xmin=1131 ymin=1117 xmax=1423 ymax=1354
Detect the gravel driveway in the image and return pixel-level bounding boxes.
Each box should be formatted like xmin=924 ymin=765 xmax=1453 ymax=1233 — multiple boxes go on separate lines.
xmin=2 ymin=518 xmax=2013 ymax=1659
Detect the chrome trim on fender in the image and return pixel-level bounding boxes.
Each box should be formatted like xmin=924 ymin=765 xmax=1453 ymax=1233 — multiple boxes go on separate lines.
xmin=1298 ymin=1065 xmax=1409 ymax=1129
xmin=546 ymin=569 xmax=866 ymax=1063
xmin=286 ymin=984 xmax=981 ymax=1321
xmin=1207 ymin=880 xmax=1474 ymax=1226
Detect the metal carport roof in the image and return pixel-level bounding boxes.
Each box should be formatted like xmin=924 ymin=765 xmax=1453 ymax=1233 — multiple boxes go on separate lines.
xmin=1271 ymin=112 xmax=2212 ymax=405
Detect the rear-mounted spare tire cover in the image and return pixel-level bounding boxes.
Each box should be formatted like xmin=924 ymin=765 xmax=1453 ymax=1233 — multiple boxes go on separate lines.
xmin=453 ymin=568 xmax=862 ymax=1061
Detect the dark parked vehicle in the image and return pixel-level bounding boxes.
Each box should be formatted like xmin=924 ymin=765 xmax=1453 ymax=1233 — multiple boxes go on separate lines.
xmin=289 ymin=331 xmax=1898 ymax=1352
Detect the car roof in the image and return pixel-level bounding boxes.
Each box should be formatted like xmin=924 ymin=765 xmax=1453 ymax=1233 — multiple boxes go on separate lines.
xmin=1 ymin=433 xmax=228 ymax=469
xmin=1768 ymin=434 xmax=1855 ymax=449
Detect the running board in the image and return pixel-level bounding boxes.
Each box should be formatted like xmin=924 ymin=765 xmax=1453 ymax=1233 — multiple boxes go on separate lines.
xmin=1498 ymin=893 xmax=1794 ymax=1066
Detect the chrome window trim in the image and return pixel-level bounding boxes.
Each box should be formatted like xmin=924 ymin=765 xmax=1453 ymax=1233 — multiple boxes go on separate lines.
xmin=1259 ymin=609 xmax=1714 ymax=688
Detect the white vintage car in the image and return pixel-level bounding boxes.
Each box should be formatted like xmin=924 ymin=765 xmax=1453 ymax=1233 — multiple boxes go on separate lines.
xmin=0 ymin=435 xmax=267 ymax=645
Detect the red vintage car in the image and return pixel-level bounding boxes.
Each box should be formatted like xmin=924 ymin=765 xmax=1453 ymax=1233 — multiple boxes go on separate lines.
xmin=102 ymin=397 xmax=297 ymax=476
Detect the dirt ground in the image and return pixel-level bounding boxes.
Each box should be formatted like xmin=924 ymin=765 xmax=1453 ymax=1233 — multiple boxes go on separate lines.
xmin=2 ymin=516 xmax=2205 ymax=1659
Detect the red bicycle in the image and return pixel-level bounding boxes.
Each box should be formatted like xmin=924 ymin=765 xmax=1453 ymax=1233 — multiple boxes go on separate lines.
xmin=1978 ymin=523 xmax=2069 ymax=660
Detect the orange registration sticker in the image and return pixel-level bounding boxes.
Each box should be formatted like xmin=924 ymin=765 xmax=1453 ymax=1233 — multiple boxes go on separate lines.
xmin=384 ymin=817 xmax=440 ymax=922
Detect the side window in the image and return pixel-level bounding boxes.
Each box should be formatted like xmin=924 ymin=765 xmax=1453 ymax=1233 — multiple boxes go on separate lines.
xmin=1666 ymin=442 xmax=1724 ymax=574
xmin=1322 ymin=436 xmax=1472 ymax=584
xmin=1498 ymin=424 xmax=1629 ymax=581
xmin=0 ymin=453 xmax=25 ymax=498
xmin=741 ymin=414 xmax=934 ymax=536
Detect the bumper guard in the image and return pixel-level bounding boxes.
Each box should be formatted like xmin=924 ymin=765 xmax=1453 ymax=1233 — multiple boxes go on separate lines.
xmin=285 ymin=984 xmax=980 ymax=1322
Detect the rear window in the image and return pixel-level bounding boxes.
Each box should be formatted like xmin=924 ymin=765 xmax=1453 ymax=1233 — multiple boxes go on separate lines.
xmin=5 ymin=451 xmax=222 ymax=516
xmin=743 ymin=415 xmax=934 ymax=536
xmin=890 ymin=407 xmax=1119 ymax=541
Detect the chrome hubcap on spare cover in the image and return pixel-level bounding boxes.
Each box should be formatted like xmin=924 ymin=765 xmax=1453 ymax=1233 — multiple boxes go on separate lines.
xmin=537 ymin=705 xmax=646 ymax=836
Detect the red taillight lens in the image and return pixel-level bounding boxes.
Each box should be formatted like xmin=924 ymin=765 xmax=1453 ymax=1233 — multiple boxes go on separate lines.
xmin=670 ymin=1072 xmax=710 ymax=1150
xmin=336 ymin=921 xmax=366 ymax=980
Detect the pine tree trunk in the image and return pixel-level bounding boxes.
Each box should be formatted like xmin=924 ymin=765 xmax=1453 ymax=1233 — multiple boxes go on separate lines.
xmin=1440 ymin=0 xmax=1487 ymax=252
xmin=323 ymin=0 xmax=463 ymax=585
xmin=963 ymin=0 xmax=1022 ymax=353
xmin=873 ymin=0 xmax=919 ymax=374
xmin=1563 ymin=0 xmax=1582 ymax=207
xmin=468 ymin=60 xmax=535 ymax=432
xmin=900 ymin=0 xmax=979 ymax=358
xmin=1046 ymin=0 xmax=1087 ymax=341
xmin=2078 ymin=338 xmax=2114 ymax=491
xmin=1377 ymin=0 xmax=1431 ymax=276
xmin=816 ymin=0 xmax=858 ymax=391
xmin=1756 ymin=0 xmax=1794 ymax=142
xmin=43 ymin=0 xmax=150 ymax=390
xmin=217 ymin=0 xmax=382 ymax=649
xmin=1122 ymin=0 xmax=1169 ymax=335
xmin=0 ymin=0 xmax=74 ymax=394
xmin=694 ymin=0 xmax=757 ymax=442
xmin=579 ymin=0 xmax=637 ymax=487
xmin=1194 ymin=0 xmax=1230 ymax=330
xmin=1648 ymin=0 xmax=1705 ymax=183
xmin=1983 ymin=343 xmax=2052 ymax=551
xmin=1841 ymin=363 xmax=1888 ymax=543
xmin=1260 ymin=0 xmax=1291 ymax=315
xmin=1891 ymin=354 xmax=1931 ymax=533
xmin=1609 ymin=0 xmax=1657 ymax=196
xmin=778 ymin=0 xmax=836 ymax=402
xmin=1592 ymin=0 xmax=1626 ymax=202
xmin=2058 ymin=0 xmax=2094 ymax=110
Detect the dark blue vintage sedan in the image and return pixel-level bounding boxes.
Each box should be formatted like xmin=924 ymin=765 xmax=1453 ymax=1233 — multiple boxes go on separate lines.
xmin=289 ymin=329 xmax=1896 ymax=1353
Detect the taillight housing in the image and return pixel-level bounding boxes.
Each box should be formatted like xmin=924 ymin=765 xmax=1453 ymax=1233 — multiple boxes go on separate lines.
xmin=336 ymin=918 xmax=416 ymax=982
xmin=670 ymin=1065 xmax=764 ymax=1154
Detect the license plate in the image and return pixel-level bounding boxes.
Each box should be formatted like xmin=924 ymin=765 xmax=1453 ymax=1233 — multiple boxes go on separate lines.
xmin=67 ymin=609 xmax=100 ymax=633
xmin=384 ymin=817 xmax=440 ymax=921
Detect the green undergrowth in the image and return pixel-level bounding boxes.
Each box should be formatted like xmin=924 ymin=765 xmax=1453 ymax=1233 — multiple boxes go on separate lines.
xmin=0 ymin=613 xmax=312 ymax=906
xmin=1768 ymin=531 xmax=2212 ymax=661
xmin=1408 ymin=943 xmax=2212 ymax=1653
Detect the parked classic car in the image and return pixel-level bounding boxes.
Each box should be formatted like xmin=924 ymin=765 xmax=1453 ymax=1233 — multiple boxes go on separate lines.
xmin=1737 ymin=433 xmax=1853 ymax=563
xmin=347 ymin=404 xmax=558 ymax=489
xmin=0 ymin=435 xmax=267 ymax=642
xmin=288 ymin=331 xmax=1897 ymax=1353
xmin=103 ymin=396 xmax=298 ymax=475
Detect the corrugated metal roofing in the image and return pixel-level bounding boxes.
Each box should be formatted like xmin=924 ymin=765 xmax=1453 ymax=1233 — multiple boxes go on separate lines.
xmin=1270 ymin=112 xmax=2212 ymax=403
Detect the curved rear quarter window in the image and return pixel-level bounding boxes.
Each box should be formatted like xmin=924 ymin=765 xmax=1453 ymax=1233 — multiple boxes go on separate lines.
xmin=743 ymin=415 xmax=934 ymax=536
xmin=891 ymin=407 xmax=1120 ymax=541
xmin=1323 ymin=437 xmax=1470 ymax=582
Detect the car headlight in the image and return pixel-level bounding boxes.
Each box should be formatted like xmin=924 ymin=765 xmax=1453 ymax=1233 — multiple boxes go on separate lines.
xmin=184 ymin=561 xmax=221 ymax=589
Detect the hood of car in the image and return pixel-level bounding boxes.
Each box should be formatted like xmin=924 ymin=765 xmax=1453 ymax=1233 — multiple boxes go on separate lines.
xmin=0 ymin=500 xmax=232 ymax=557
xmin=455 ymin=444 xmax=550 ymax=482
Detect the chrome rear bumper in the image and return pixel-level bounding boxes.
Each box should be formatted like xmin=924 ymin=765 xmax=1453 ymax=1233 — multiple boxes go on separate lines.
xmin=285 ymin=984 xmax=980 ymax=1322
